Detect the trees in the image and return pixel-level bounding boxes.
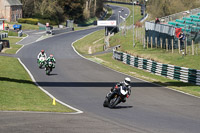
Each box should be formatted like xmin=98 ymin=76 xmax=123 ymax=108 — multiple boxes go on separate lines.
xmin=20 ymin=0 xmax=104 ymax=24
xmin=146 ymin=0 xmax=200 ymax=18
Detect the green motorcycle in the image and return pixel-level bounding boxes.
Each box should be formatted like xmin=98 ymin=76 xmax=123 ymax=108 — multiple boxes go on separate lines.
xmin=38 ymin=57 xmax=46 ymax=68
xmin=45 ymin=61 xmax=54 ymax=75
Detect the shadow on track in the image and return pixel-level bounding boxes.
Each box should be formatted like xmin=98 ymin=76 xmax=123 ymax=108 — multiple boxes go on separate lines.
xmin=110 ymin=106 xmax=133 ymax=109
xmin=0 ymin=77 xmax=195 ymax=88
xmin=47 ymin=73 xmax=58 ymax=76
xmin=0 ymin=77 xmax=35 ymax=85
xmin=37 ymin=81 xmax=195 ymax=87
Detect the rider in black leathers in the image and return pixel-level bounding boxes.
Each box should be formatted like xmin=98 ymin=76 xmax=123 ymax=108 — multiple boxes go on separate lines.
xmin=107 ymin=77 xmax=131 ymax=102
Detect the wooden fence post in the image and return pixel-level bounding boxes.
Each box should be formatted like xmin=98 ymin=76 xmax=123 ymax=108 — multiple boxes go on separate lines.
xmin=166 ymin=38 xmax=168 ymax=51
xmin=136 ymin=28 xmax=138 ymax=39
xmin=155 ymin=37 xmax=157 ymax=48
xmin=185 ymin=37 xmax=187 ymax=55
xmin=160 ymin=38 xmax=162 ymax=49
xmin=172 ymin=39 xmax=174 ymax=53
xmin=192 ymin=40 xmax=194 ymax=55
xmin=151 ymin=37 xmax=153 ymax=49
xmin=178 ymin=39 xmax=180 ymax=54
xmin=141 ymin=31 xmax=143 ymax=43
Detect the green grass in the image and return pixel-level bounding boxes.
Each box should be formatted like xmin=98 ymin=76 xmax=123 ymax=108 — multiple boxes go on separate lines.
xmin=74 ymin=30 xmax=105 ymax=55
xmin=0 ymin=38 xmax=74 ymax=112
xmin=108 ymin=3 xmax=143 ymax=25
xmin=93 ymin=53 xmax=200 ymax=97
xmin=0 ymin=56 xmax=74 ymax=112
xmin=2 ymin=38 xmax=23 ymax=54
xmin=74 ymin=34 xmax=200 ymax=97
xmin=110 ymin=29 xmax=200 ymax=70
xmin=72 ymin=8 xmax=200 ymax=97
xmin=8 ymin=22 xmax=39 ymax=30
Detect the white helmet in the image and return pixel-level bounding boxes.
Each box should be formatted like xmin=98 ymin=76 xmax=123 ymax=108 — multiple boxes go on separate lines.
xmin=124 ymin=77 xmax=131 ymax=86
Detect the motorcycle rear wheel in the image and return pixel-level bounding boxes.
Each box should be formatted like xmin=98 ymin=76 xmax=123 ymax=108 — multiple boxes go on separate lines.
xmin=103 ymin=98 xmax=109 ymax=107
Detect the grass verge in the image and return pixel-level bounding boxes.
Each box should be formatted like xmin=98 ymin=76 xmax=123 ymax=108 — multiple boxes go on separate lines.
xmin=0 ymin=56 xmax=74 ymax=112
xmin=2 ymin=38 xmax=23 ymax=54
xmin=72 ymin=5 xmax=200 ymax=97
xmin=93 ymin=53 xmax=200 ymax=97
xmin=73 ymin=30 xmax=105 ymax=55
xmin=0 ymin=38 xmax=75 ymax=112
xmin=8 ymin=22 xmax=39 ymax=30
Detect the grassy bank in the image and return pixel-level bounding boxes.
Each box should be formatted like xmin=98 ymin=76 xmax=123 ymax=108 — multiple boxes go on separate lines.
xmin=2 ymin=38 xmax=23 ymax=54
xmin=74 ymin=30 xmax=105 ymax=55
xmin=74 ymin=31 xmax=200 ymax=97
xmin=0 ymin=38 xmax=74 ymax=112
xmin=72 ymin=3 xmax=200 ymax=97
xmin=0 ymin=56 xmax=74 ymax=112
xmin=110 ymin=27 xmax=200 ymax=70
xmin=8 ymin=22 xmax=39 ymax=30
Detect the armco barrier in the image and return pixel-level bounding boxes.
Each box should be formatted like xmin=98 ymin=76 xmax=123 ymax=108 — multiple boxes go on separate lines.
xmin=113 ymin=49 xmax=200 ymax=85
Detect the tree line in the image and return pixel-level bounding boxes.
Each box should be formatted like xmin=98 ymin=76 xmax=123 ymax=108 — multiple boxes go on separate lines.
xmin=146 ymin=0 xmax=200 ymax=18
xmin=20 ymin=0 xmax=104 ymax=23
xmin=105 ymin=0 xmax=200 ymax=18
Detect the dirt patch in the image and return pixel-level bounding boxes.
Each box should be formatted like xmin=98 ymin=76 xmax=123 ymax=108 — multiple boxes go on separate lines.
xmin=88 ymin=46 xmax=92 ymax=54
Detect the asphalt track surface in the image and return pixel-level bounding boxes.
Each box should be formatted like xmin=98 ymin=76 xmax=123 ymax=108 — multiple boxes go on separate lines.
xmin=1 ymin=5 xmax=200 ymax=133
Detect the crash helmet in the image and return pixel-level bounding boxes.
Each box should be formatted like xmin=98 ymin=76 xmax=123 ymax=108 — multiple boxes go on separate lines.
xmin=50 ymin=54 xmax=54 ymax=58
xmin=41 ymin=50 xmax=45 ymax=53
xmin=124 ymin=77 xmax=131 ymax=86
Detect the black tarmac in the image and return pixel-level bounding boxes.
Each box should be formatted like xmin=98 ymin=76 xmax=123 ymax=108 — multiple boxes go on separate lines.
xmin=1 ymin=5 xmax=200 ymax=133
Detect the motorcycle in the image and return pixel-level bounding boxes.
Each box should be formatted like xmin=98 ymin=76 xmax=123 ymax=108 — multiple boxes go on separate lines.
xmin=45 ymin=61 xmax=54 ymax=75
xmin=103 ymin=85 xmax=129 ymax=108
xmin=38 ymin=57 xmax=46 ymax=68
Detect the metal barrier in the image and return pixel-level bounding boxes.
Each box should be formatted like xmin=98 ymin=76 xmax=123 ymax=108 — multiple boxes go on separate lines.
xmin=0 ymin=33 xmax=8 ymax=39
xmin=113 ymin=49 xmax=200 ymax=85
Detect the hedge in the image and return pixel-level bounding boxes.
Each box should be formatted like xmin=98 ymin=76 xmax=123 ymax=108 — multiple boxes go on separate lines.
xmin=18 ymin=18 xmax=57 ymax=25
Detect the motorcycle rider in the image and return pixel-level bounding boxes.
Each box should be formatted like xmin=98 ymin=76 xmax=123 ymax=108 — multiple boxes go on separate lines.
xmin=107 ymin=77 xmax=131 ymax=103
xmin=45 ymin=54 xmax=56 ymax=68
xmin=37 ymin=50 xmax=47 ymax=62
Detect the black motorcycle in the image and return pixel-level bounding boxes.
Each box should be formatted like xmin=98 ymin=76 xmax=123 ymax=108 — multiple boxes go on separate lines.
xmin=103 ymin=86 xmax=129 ymax=108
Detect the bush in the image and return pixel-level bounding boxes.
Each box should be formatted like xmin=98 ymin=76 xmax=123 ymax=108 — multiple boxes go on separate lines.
xmin=18 ymin=18 xmax=58 ymax=25
xmin=26 ymin=18 xmax=38 ymax=25
xmin=18 ymin=18 xmax=39 ymax=25
xmin=18 ymin=18 xmax=26 ymax=23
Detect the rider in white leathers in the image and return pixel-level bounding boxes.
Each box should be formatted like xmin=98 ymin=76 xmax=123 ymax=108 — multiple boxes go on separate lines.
xmin=37 ymin=50 xmax=47 ymax=61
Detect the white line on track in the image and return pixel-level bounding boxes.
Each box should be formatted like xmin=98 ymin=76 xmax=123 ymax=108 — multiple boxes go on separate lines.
xmin=0 ymin=110 xmax=82 ymax=115
xmin=16 ymin=34 xmax=29 ymax=45
xmin=15 ymin=45 xmax=24 ymax=54
xmin=17 ymin=58 xmax=83 ymax=114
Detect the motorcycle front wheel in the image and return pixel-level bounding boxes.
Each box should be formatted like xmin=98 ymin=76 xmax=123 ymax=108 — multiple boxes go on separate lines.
xmin=109 ymin=95 xmax=120 ymax=108
xmin=39 ymin=63 xmax=43 ymax=68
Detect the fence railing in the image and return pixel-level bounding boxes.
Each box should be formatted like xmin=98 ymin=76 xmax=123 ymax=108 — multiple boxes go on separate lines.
xmin=113 ymin=49 xmax=200 ymax=85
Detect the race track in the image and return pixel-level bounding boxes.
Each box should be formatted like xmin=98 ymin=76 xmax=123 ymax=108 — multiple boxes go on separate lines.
xmin=15 ymin=5 xmax=200 ymax=133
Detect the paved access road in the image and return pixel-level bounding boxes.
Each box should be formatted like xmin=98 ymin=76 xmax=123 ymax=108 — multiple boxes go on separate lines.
xmin=2 ymin=5 xmax=200 ymax=133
